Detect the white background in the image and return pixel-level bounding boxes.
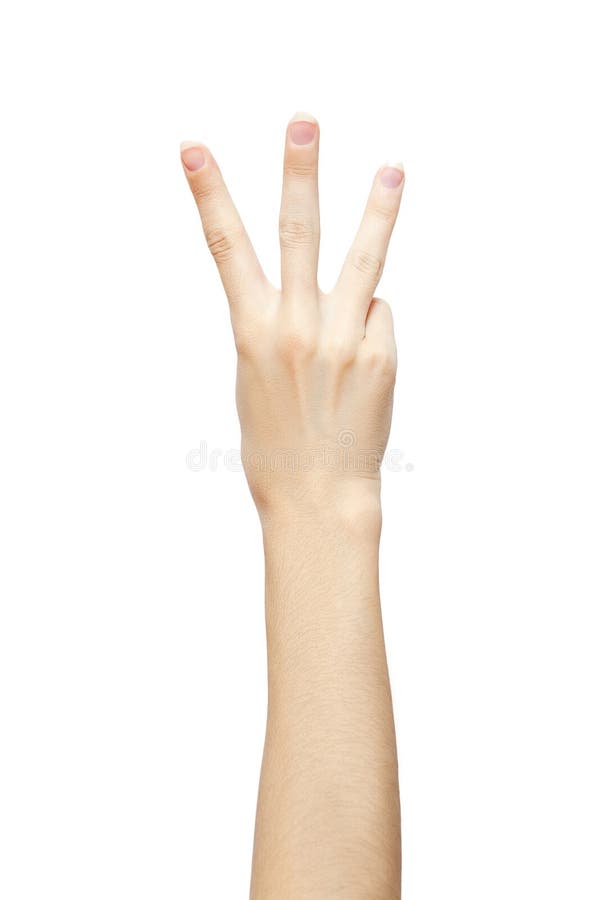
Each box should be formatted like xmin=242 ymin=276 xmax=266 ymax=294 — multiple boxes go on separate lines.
xmin=1 ymin=0 xmax=599 ymax=897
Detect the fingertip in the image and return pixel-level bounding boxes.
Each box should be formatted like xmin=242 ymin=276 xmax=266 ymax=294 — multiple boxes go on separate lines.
xmin=287 ymin=111 xmax=319 ymax=146
xmin=289 ymin=110 xmax=319 ymax=125
xmin=379 ymin=163 xmax=405 ymax=189
xmin=180 ymin=142 xmax=207 ymax=172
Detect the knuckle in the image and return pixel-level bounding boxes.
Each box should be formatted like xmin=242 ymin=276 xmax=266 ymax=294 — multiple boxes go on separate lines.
xmin=351 ymin=249 xmax=383 ymax=280
xmin=233 ymin=327 xmax=253 ymax=357
xmin=363 ymin=346 xmax=397 ymax=379
xmin=321 ymin=337 xmax=357 ymax=366
xmin=279 ymin=217 xmax=316 ymax=248
xmin=284 ymin=161 xmax=317 ymax=178
xmin=204 ymin=225 xmax=239 ymax=264
xmin=370 ymin=297 xmax=394 ymax=321
xmin=367 ymin=202 xmax=396 ymax=224
xmin=278 ymin=326 xmax=317 ymax=361
xmin=190 ymin=178 xmax=213 ymax=203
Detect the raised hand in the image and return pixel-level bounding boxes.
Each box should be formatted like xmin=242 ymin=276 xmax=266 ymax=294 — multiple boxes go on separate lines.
xmin=181 ymin=112 xmax=404 ymax=527
xmin=181 ymin=113 xmax=404 ymax=900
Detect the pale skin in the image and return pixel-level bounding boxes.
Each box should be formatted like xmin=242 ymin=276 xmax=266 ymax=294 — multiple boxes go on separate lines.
xmin=181 ymin=111 xmax=405 ymax=899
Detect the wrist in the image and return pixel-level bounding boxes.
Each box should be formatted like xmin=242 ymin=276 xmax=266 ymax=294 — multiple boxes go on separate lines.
xmin=257 ymin=474 xmax=383 ymax=540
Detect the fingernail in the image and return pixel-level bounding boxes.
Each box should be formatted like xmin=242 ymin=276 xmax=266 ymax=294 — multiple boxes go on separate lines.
xmin=380 ymin=164 xmax=405 ymax=188
xmin=289 ymin=121 xmax=317 ymax=145
xmin=181 ymin=143 xmax=206 ymax=172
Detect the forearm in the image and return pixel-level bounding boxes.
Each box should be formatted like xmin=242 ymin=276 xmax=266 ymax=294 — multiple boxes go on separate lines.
xmin=250 ymin=490 xmax=401 ymax=899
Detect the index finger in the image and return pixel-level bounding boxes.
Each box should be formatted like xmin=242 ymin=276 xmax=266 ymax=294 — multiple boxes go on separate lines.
xmin=181 ymin=142 xmax=268 ymax=307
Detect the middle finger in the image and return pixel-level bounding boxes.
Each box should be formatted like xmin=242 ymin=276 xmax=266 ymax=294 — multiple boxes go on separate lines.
xmin=279 ymin=111 xmax=321 ymax=301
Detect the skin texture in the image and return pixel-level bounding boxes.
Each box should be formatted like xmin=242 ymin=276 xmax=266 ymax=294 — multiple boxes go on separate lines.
xmin=181 ymin=112 xmax=404 ymax=899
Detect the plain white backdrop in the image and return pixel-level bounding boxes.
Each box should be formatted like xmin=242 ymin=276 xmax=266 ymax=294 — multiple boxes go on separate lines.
xmin=1 ymin=0 xmax=599 ymax=897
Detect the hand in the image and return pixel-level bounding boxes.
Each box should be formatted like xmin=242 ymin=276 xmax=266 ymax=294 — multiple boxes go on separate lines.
xmin=181 ymin=112 xmax=404 ymax=527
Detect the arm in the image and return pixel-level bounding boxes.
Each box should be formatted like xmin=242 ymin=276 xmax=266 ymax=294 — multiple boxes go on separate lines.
xmin=181 ymin=112 xmax=404 ymax=899
xmin=254 ymin=500 xmax=400 ymax=899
